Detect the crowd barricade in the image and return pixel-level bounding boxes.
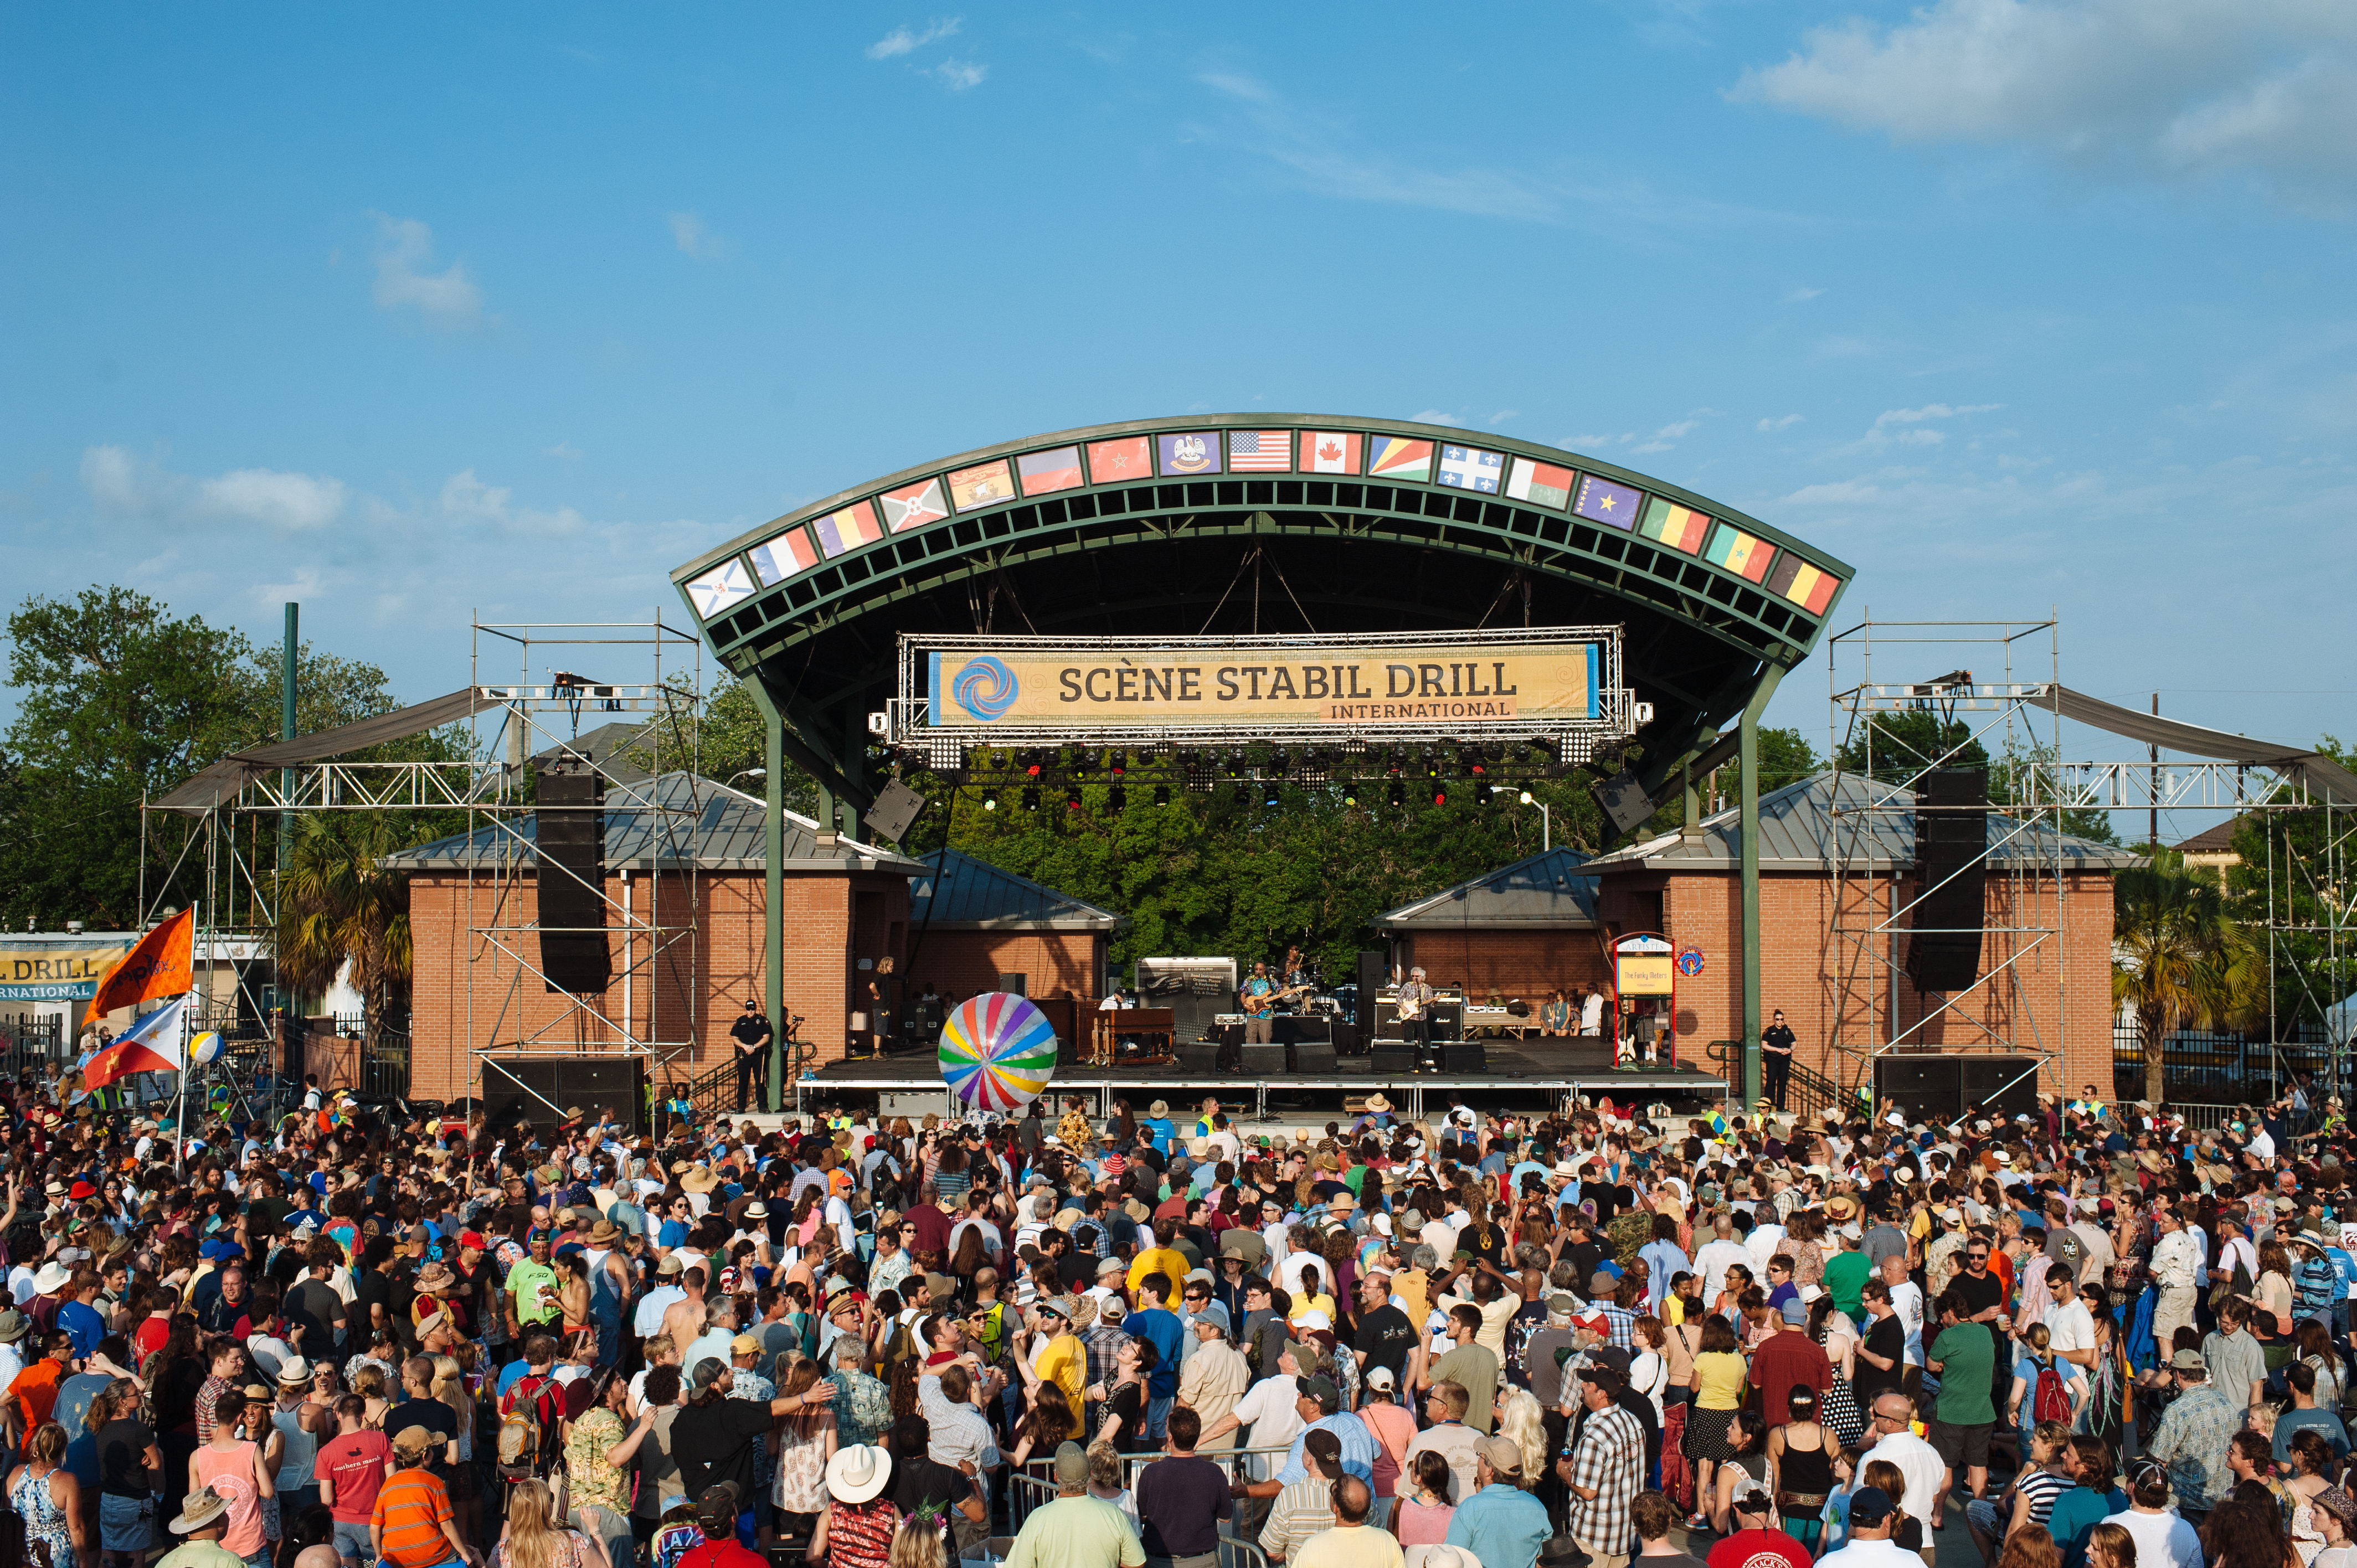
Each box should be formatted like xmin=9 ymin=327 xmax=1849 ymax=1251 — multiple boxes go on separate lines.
xmin=1008 ymin=1441 xmax=1296 ymax=1533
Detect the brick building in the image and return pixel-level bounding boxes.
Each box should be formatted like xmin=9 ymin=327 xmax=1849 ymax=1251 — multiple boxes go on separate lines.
xmin=1581 ymin=771 xmax=2129 ymax=1095
xmin=904 ymin=850 xmax=1118 ymax=1007
xmin=1375 ymin=848 xmax=1609 ymax=1006
xmin=393 ymin=773 xmax=924 ymax=1102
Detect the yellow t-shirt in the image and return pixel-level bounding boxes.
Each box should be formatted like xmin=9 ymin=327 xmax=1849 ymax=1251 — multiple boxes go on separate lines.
xmin=1695 ymin=1350 xmax=1748 ymax=1410
xmin=1128 ymin=1248 xmax=1190 ymax=1307
xmin=1665 ymin=1295 xmax=1689 ymax=1327
xmin=1035 ymin=1332 xmax=1087 ymax=1421
xmin=1286 ymin=1292 xmax=1338 ymax=1327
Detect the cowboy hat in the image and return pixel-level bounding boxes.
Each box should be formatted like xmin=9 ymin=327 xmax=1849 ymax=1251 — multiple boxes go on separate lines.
xmin=1362 ymin=1092 xmax=1393 ymax=1114
xmin=414 ymin=1265 xmax=456 ymax=1294
xmin=32 ymin=1262 xmax=71 ymax=1295
xmin=825 ymin=1443 xmax=893 ymax=1504
xmin=585 ymin=1220 xmax=620 ymax=1247
xmin=1147 ymin=1100 xmax=1170 ymax=1118
xmin=169 ymin=1489 xmax=231 ymax=1534
xmin=680 ymin=1165 xmax=719 ymax=1194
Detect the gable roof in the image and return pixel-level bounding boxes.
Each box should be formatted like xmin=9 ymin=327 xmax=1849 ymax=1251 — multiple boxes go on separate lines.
xmin=532 ymin=721 xmax=653 ymax=786
xmin=911 ymin=850 xmax=1119 ymax=931
xmin=1377 ymin=847 xmax=1601 ymax=931
xmin=2175 ymin=817 xmax=2243 ymax=855
xmin=384 ymin=771 xmax=922 ymax=873
xmin=1582 ymin=770 xmax=2137 ymax=874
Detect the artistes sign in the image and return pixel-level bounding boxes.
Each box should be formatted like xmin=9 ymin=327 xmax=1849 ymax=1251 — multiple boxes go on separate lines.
xmin=925 ymin=636 xmax=1601 ymax=728
xmin=0 ymin=936 xmax=136 ymax=1002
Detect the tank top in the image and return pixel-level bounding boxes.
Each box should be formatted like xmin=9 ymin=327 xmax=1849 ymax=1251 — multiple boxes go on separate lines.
xmin=1779 ymin=1427 xmax=1835 ymax=1496
xmin=587 ymin=1249 xmax=622 ymax=1320
xmin=274 ymin=1402 xmax=319 ymax=1491
xmin=194 ymin=1441 xmax=267 ymax=1557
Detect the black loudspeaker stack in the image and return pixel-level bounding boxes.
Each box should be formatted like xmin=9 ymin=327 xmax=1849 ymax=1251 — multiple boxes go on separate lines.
xmin=1442 ymin=1041 xmax=1488 ymax=1074
xmin=1872 ymin=1053 xmax=2038 ymax=1123
xmin=1370 ymin=1046 xmax=1417 ymax=1076
xmin=1355 ymin=951 xmax=1386 ymax=1033
xmin=1237 ymin=1043 xmax=1288 ymax=1076
xmin=1908 ymin=769 xmax=1988 ymax=992
xmin=1290 ymin=1041 xmax=1338 ymax=1074
xmin=998 ymin=973 xmax=1028 ymax=996
xmin=482 ymin=1055 xmax=645 ymax=1133
xmin=533 ymin=766 xmax=611 ymax=994
xmin=1177 ymin=1042 xmax=1220 ymax=1076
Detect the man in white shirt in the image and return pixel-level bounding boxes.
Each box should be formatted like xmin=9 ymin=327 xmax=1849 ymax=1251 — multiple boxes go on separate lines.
xmin=1817 ymin=1481 xmax=1923 ymax=1568
xmin=2044 ymin=1269 xmax=2097 ymax=1371
xmin=2149 ymin=1209 xmax=2203 ymax=1354
xmin=1200 ymin=1343 xmax=1311 ymax=1481
xmin=1881 ymin=1254 xmax=1926 ymax=1374
xmin=1860 ymin=1391 xmax=1947 ymax=1540
xmin=1692 ymin=1214 xmax=1752 ymax=1305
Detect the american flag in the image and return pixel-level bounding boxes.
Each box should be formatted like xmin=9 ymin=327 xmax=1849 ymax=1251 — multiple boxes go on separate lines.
xmin=1227 ymin=430 xmax=1292 ymax=471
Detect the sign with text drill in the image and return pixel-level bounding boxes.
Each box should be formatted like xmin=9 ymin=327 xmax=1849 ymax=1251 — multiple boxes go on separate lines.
xmin=902 ymin=628 xmax=1625 ymax=746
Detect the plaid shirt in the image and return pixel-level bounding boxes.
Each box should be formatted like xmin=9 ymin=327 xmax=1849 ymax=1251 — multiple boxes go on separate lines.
xmin=1594 ymin=1303 xmax=1637 ymax=1351
xmin=1565 ymin=1401 xmax=1645 ymax=1556
xmin=1083 ymin=1323 xmax=1130 ymax=1390
xmin=194 ymin=1373 xmax=235 ymax=1445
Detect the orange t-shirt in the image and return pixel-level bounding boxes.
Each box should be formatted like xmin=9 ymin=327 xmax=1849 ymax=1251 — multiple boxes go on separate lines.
xmin=9 ymin=1360 xmax=64 ymax=1428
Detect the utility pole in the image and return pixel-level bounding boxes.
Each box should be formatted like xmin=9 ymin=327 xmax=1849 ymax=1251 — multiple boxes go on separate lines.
xmin=2150 ymin=693 xmax=2159 ymax=849
xmin=280 ymin=603 xmax=299 ymax=883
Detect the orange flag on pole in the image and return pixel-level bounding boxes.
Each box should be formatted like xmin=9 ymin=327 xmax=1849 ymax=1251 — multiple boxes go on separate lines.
xmin=81 ymin=907 xmax=193 ymax=1029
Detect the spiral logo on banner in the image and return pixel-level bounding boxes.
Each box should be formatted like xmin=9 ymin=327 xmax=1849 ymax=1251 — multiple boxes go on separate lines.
xmin=951 ymin=655 xmax=1018 ymax=721
xmin=938 ymin=991 xmax=1059 ymax=1113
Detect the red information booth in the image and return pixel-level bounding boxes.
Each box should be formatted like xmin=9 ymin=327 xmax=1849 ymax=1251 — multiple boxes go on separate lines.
xmin=1611 ymin=931 xmax=1677 ymax=1069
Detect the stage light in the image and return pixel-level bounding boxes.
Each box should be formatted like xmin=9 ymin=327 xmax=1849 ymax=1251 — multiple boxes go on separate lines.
xmin=1432 ymin=785 xmax=1449 ymax=807
xmin=1153 ymin=784 xmax=1171 ymax=806
xmin=1224 ymin=751 xmax=1246 ymax=779
xmin=1023 ymin=751 xmax=1043 ymax=778
xmin=1262 ymin=783 xmax=1282 ymax=808
xmin=1232 ymin=782 xmax=1249 ymax=805
xmin=1021 ymin=786 xmax=1041 ymax=809
xmin=1270 ymin=750 xmax=1289 ymax=776
xmin=1388 ymin=780 xmax=1405 ymax=808
xmin=1110 ymin=751 xmax=1126 ymax=777
xmin=1342 ymin=786 xmax=1359 ymax=807
xmin=982 ymin=793 xmax=998 ymax=812
xmin=1108 ymin=785 xmax=1126 ymax=810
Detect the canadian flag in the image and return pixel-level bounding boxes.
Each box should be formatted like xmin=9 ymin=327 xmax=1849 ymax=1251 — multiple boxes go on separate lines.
xmin=1302 ymin=432 xmax=1361 ymax=474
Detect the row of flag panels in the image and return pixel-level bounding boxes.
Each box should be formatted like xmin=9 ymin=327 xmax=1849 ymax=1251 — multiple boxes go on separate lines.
xmin=687 ymin=429 xmax=1842 ymax=621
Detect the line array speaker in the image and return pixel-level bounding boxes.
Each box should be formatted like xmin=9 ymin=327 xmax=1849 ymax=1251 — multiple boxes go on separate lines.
xmin=1907 ymin=768 xmax=1988 ymax=992
xmin=532 ymin=767 xmax=610 ymax=995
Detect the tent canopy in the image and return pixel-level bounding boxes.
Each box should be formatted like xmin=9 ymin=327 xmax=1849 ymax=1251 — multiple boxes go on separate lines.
xmin=153 ymin=688 xmax=501 ymax=814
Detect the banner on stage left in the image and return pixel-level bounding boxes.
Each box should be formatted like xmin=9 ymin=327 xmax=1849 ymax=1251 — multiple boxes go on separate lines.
xmin=81 ymin=908 xmax=194 ymax=1028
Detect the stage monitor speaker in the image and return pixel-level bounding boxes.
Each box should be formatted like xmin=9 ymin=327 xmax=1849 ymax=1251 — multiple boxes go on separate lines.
xmin=1356 ymin=951 xmax=1386 ymax=1033
xmin=1237 ymin=1043 xmax=1288 ymax=1076
xmin=482 ymin=1055 xmax=644 ymax=1134
xmin=1442 ymin=1041 xmax=1488 ymax=1075
xmin=1291 ymin=1041 xmax=1337 ymax=1075
xmin=1370 ymin=1046 xmax=1417 ymax=1076
xmin=533 ymin=767 xmax=611 ymax=994
xmin=1959 ymin=1055 xmax=2041 ymax=1122
xmin=1177 ymin=1042 xmax=1221 ymax=1076
xmin=1874 ymin=1055 xmax=1963 ymax=1123
xmin=1908 ymin=768 xmax=1988 ymax=992
xmin=997 ymin=973 xmax=1027 ymax=997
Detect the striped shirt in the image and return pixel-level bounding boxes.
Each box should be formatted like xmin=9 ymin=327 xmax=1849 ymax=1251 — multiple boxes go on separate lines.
xmin=371 ymin=1467 xmax=454 ymax=1568
xmin=2016 ymin=1466 xmax=2075 ymax=1528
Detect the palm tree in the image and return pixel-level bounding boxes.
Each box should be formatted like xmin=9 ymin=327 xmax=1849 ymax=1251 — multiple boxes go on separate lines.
xmin=275 ymin=814 xmax=419 ymax=1041
xmin=2114 ymin=848 xmax=2262 ymax=1105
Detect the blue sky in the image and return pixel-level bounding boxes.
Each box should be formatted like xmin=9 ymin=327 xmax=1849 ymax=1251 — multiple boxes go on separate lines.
xmin=4 ymin=2 xmax=2351 ymax=835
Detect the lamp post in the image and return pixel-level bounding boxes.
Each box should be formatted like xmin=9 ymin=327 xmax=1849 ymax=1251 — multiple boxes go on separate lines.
xmin=727 ymin=768 xmax=766 ymax=789
xmin=1519 ymin=791 xmax=1550 ymax=852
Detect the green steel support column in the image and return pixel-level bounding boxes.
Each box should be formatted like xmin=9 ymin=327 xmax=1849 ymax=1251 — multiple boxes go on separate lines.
xmin=1682 ymin=759 xmax=1699 ymax=834
xmin=842 ymin=710 xmax=868 ymax=838
xmin=745 ymin=680 xmax=789 ymax=1113
xmin=1740 ymin=664 xmax=1787 ymax=1112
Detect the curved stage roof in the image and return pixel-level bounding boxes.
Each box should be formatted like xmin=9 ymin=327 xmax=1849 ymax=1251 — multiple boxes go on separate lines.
xmin=671 ymin=415 xmax=1851 ymax=814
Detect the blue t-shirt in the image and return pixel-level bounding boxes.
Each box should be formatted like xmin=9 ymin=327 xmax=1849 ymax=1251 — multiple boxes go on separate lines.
xmin=1140 ymin=1117 xmax=1175 ymax=1154
xmin=658 ymin=1219 xmax=689 ymax=1250
xmin=56 ymin=1299 xmax=107 ymax=1360
xmin=1125 ymin=1307 xmax=1184 ymax=1400
xmin=2048 ymin=1485 xmax=2127 ymax=1568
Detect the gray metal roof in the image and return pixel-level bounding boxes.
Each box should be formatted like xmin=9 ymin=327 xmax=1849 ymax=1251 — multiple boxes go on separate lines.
xmin=533 ymin=721 xmax=653 ymax=786
xmin=1377 ymin=847 xmax=1601 ymax=931
xmin=1583 ymin=770 xmax=2138 ymax=874
xmin=912 ymin=850 xmax=1119 ymax=931
xmin=385 ymin=771 xmax=923 ymax=873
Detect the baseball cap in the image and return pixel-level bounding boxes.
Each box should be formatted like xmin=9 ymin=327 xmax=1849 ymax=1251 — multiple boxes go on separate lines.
xmin=1053 ymin=1441 xmax=1089 ymax=1487
xmin=1295 ymin=1374 xmax=1342 ymax=1414
xmin=1480 ymin=1434 xmax=1524 ymax=1478
xmin=1303 ymin=1428 xmax=1344 ymax=1479
xmin=1847 ymin=1486 xmax=1897 ymax=1525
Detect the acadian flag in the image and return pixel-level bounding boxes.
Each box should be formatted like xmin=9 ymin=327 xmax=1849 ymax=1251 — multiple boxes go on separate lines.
xmin=810 ymin=503 xmax=884 ymax=559
xmin=81 ymin=993 xmax=189 ymax=1087
xmin=948 ymin=460 xmax=1016 ymax=511
xmin=749 ymin=530 xmax=818 ymax=585
xmin=1300 ymin=432 xmax=1362 ymax=474
xmin=1016 ymin=446 xmax=1085 ymax=496
xmin=879 ymin=477 xmax=950 ymax=533
xmin=1768 ymin=551 xmax=1840 ymax=614
xmin=1638 ymin=496 xmax=1711 ymax=554
xmin=1572 ymin=474 xmax=1642 ymax=530
xmin=1366 ymin=436 xmax=1433 ymax=482
xmin=1705 ymin=522 xmax=1776 ymax=583
xmin=1085 ymin=436 xmax=1154 ymax=484
xmin=1504 ymin=456 xmax=1574 ymax=509
xmin=1434 ymin=445 xmax=1503 ymax=493
xmin=82 ymin=906 xmax=192 ymax=1029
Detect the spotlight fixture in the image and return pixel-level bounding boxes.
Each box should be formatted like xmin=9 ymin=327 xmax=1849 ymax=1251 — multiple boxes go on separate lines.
xmin=1023 ymin=751 xmax=1043 ymax=778
xmin=981 ymin=792 xmax=998 ymax=812
xmin=1066 ymin=785 xmax=1083 ymax=811
xmin=1232 ymin=782 xmax=1249 ymax=805
xmin=1270 ymin=750 xmax=1289 ymax=776
xmin=1108 ymin=785 xmax=1126 ymax=811
xmin=1341 ymin=785 xmax=1359 ymax=808
xmin=1388 ymin=780 xmax=1405 ymax=808
xmin=1431 ymin=784 xmax=1449 ymax=807
xmin=1261 ymin=781 xmax=1281 ymax=808
xmin=1152 ymin=784 xmax=1171 ymax=806
xmin=1110 ymin=751 xmax=1127 ymax=777
xmin=1021 ymin=785 xmax=1041 ymax=809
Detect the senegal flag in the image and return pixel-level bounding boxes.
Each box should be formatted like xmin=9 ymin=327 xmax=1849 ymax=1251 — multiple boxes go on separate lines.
xmin=1705 ymin=522 xmax=1775 ymax=584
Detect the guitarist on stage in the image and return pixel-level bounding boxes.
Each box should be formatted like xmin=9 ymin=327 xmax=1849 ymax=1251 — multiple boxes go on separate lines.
xmin=1239 ymin=962 xmax=1279 ymax=1045
xmin=1396 ymin=964 xmax=1438 ymax=1068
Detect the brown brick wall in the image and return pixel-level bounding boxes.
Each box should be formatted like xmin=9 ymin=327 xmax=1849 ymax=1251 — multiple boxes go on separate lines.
xmin=405 ymin=866 xmax=908 ymax=1101
xmin=1391 ymin=930 xmax=1611 ymax=1003
xmin=905 ymin=932 xmax=1105 ymax=1006
xmin=1596 ymin=865 xmax=2114 ymax=1095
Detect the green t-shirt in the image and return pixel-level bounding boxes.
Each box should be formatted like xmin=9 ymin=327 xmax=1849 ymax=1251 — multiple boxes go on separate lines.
xmin=1003 ymin=1495 xmax=1144 ymax=1568
xmin=1929 ymin=1323 xmax=1996 ymax=1425
xmin=1822 ymin=1251 xmax=1872 ymax=1318
xmin=507 ymin=1260 xmax=562 ymax=1325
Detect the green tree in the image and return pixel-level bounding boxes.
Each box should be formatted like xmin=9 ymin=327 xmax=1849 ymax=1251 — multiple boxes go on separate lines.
xmin=2222 ymin=736 xmax=2357 ymax=1030
xmin=624 ymin=675 xmax=819 ymax=816
xmin=2114 ymin=847 xmax=2262 ymax=1103
xmin=275 ymin=813 xmax=424 ymax=1031
xmin=1835 ymin=709 xmax=1990 ymax=784
xmin=1988 ymin=740 xmax=2121 ymax=846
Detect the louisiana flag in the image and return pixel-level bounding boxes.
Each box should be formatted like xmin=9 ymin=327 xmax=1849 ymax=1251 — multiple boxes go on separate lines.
xmin=1768 ymin=551 xmax=1840 ymax=614
xmin=1639 ymin=497 xmax=1711 ymax=554
xmin=1704 ymin=522 xmax=1775 ymax=583
xmin=83 ymin=907 xmax=192 ymax=1029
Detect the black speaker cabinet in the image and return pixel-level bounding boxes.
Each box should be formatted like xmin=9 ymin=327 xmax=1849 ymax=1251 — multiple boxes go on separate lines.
xmin=1237 ymin=1043 xmax=1288 ymax=1076
xmin=533 ymin=767 xmax=611 ymax=995
xmin=997 ymin=973 xmax=1028 ymax=996
xmin=1291 ymin=1041 xmax=1337 ymax=1075
xmin=482 ymin=1055 xmax=645 ymax=1133
xmin=1428 ymin=1002 xmax=1463 ymax=1042
xmin=1442 ymin=1041 xmax=1488 ymax=1074
xmin=1177 ymin=1042 xmax=1221 ymax=1076
xmin=1356 ymin=951 xmax=1386 ymax=1033
xmin=1329 ymin=1022 xmax=1363 ymax=1057
xmin=1370 ymin=1046 xmax=1416 ymax=1076
xmin=1959 ymin=1055 xmax=2041 ymax=1121
xmin=1908 ymin=769 xmax=1988 ymax=992
xmin=1871 ymin=1053 xmax=2043 ymax=1125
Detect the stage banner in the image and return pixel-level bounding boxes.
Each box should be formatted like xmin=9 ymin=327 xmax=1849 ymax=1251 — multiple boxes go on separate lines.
xmin=925 ymin=636 xmax=1601 ymax=728
xmin=0 ymin=935 xmax=137 ymax=1002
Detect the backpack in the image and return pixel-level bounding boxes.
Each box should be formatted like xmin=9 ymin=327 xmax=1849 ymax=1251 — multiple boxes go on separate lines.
xmin=496 ymin=1373 xmax=559 ymax=1479
xmin=2032 ymin=1357 xmax=2072 ymax=1426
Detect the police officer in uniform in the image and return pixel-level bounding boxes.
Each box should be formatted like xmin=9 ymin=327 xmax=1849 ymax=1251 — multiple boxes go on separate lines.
xmin=730 ymin=999 xmax=772 ymax=1110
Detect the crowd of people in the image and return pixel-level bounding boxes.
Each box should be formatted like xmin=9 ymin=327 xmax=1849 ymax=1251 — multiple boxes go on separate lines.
xmin=0 ymin=1067 xmax=2349 ymax=1568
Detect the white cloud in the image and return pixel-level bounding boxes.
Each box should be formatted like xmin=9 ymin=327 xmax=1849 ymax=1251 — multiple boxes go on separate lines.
xmin=1410 ymin=410 xmax=1465 ymax=427
xmin=440 ymin=469 xmax=512 ymax=521
xmin=867 ymin=17 xmax=960 ymax=59
xmin=79 ymin=445 xmax=345 ymax=530
xmin=1654 ymin=419 xmax=1700 ymax=440
xmin=1758 ymin=414 xmax=1806 ymax=431
xmin=1783 ymin=285 xmax=1825 ymax=303
xmin=544 ymin=443 xmax=583 ymax=461
xmin=1571 ymin=432 xmax=1636 ymax=448
xmin=667 ymin=212 xmax=729 ymax=260
xmin=1874 ymin=402 xmax=2003 ymax=427
xmin=1489 ymin=409 xmax=1519 ymax=425
xmin=1733 ymin=0 xmax=2357 ymax=208
xmin=369 ymin=216 xmax=482 ymax=328
xmin=930 ymin=58 xmax=987 ymax=90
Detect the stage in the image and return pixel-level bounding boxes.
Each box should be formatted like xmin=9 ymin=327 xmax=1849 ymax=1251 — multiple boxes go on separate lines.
xmin=799 ymin=1038 xmax=1728 ymax=1122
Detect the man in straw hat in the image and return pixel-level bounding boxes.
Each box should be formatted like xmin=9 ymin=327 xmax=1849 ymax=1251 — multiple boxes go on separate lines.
xmin=155 ymin=1487 xmax=241 ymax=1568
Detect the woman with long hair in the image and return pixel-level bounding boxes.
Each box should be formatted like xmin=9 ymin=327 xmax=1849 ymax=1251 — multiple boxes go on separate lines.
xmin=1088 ymin=1337 xmax=1155 ymax=1453
xmin=770 ymin=1359 xmax=838 ymax=1551
xmin=885 ymin=1513 xmax=944 ymax=1568
xmin=947 ymin=1225 xmax=988 ymax=1286
xmin=1859 ymin=1457 xmax=1927 ymax=1559
xmin=1767 ymin=1388 xmax=1837 ymax=1552
xmin=1389 ymin=1449 xmax=1455 ymax=1551
xmin=1496 ymin=1389 xmax=1548 ymax=1489
xmin=8 ymin=1423 xmax=87 ymax=1568
xmin=493 ymin=1477 xmax=608 ymax=1568
xmin=2208 ymin=1477 xmax=2305 ymax=1568
xmin=929 ymin=1142 xmax=970 ymax=1209
xmin=2086 ymin=1521 xmax=2139 ymax=1568
xmin=2300 ymin=1319 xmax=2347 ymax=1410
xmin=1807 ymin=1295 xmax=1863 ymax=1447
xmin=429 ymin=1355 xmax=480 ymax=1548
xmin=1006 ymin=1394 xmax=1075 ymax=1472
xmin=1994 ymin=1525 xmax=2061 ymax=1568
xmin=2286 ymin=1428 xmax=2338 ymax=1565
xmin=1684 ymin=1307 xmax=1747 ymax=1525
xmin=2257 ymin=1240 xmax=2300 ymax=1372
xmin=1704 ymin=1410 xmax=1770 ymax=1535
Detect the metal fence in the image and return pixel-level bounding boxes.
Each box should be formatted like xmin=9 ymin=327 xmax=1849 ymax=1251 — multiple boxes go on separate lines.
xmin=1006 ymin=1467 xmax=1275 ymax=1568
xmin=2112 ymin=1018 xmax=2336 ymax=1104
xmin=0 ymin=1012 xmax=66 ymax=1077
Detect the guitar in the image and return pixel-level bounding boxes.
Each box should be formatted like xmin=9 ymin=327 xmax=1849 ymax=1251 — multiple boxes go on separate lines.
xmin=1240 ymin=983 xmax=1314 ymax=1018
xmin=1394 ymin=982 xmax=1434 ymax=1022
